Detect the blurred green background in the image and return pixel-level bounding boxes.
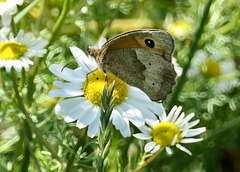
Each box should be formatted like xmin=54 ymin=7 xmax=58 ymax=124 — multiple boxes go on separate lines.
xmin=1 ymin=0 xmax=240 ymax=171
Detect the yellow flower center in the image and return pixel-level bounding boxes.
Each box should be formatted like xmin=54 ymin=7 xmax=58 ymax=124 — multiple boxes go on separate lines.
xmin=0 ymin=0 xmax=8 ymax=2
xmin=169 ymin=21 xmax=192 ymax=37
xmin=200 ymin=59 xmax=221 ymax=78
xmin=151 ymin=122 xmax=182 ymax=146
xmin=83 ymin=69 xmax=128 ymax=106
xmin=0 ymin=42 xmax=28 ymax=60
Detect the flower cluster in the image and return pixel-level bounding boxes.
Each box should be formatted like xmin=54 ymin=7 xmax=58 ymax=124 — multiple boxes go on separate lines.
xmin=48 ymin=38 xmax=206 ymax=155
xmin=49 ymin=39 xmax=164 ymax=138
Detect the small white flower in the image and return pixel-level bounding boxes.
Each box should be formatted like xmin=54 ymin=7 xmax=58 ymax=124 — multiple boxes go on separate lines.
xmin=49 ymin=39 xmax=164 ymax=138
xmin=164 ymin=15 xmax=194 ymax=40
xmin=0 ymin=0 xmax=24 ymax=26
xmin=188 ymin=50 xmax=239 ymax=94
xmin=0 ymin=29 xmax=48 ymax=72
xmin=134 ymin=106 xmax=206 ymax=155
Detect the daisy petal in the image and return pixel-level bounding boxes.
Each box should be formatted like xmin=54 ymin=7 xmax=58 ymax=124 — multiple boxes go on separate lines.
xmin=151 ymin=144 xmax=161 ymax=154
xmin=55 ymin=97 xmax=87 ymax=116
xmin=144 ymin=141 xmax=156 ymax=152
xmin=185 ymin=127 xmax=206 ymax=137
xmin=2 ymin=12 xmax=11 ymax=26
xmin=111 ymin=109 xmax=126 ymax=130
xmin=174 ymin=112 xmax=185 ymax=126
xmin=76 ymin=105 xmax=98 ymax=128
xmin=137 ymin=125 xmax=152 ymax=134
xmin=133 ymin=133 xmax=152 ymax=140
xmin=119 ymin=118 xmax=131 ymax=137
xmin=87 ymin=108 xmax=101 ymax=137
xmin=170 ymin=106 xmax=182 ymax=123
xmin=181 ymin=138 xmax=203 ymax=143
xmin=166 ymin=147 xmax=173 ymax=155
xmin=145 ymin=119 xmax=159 ymax=128
xmin=188 ymin=119 xmax=200 ymax=128
xmin=51 ymin=81 xmax=84 ymax=97
xmin=117 ymin=103 xmax=144 ymax=127
xmin=70 ymin=46 xmax=97 ymax=72
xmin=171 ymin=134 xmax=178 ymax=146
xmin=176 ymin=144 xmax=192 ymax=155
xmin=166 ymin=106 xmax=178 ymax=122
xmin=178 ymin=113 xmax=195 ymax=128
xmin=49 ymin=64 xmax=86 ymax=82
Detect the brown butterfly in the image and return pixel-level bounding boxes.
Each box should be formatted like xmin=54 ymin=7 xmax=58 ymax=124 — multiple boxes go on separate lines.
xmin=88 ymin=29 xmax=176 ymax=101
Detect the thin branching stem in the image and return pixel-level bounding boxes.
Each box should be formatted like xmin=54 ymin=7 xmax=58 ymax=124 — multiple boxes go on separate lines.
xmin=22 ymin=121 xmax=42 ymax=172
xmin=10 ymin=68 xmax=64 ymax=166
xmin=133 ymin=147 xmax=164 ymax=172
xmin=20 ymin=120 xmax=31 ymax=172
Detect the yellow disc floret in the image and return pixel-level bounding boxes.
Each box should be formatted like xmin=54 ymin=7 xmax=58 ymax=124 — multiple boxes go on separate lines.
xmin=169 ymin=21 xmax=192 ymax=38
xmin=200 ymin=59 xmax=221 ymax=78
xmin=83 ymin=69 xmax=128 ymax=106
xmin=0 ymin=42 xmax=28 ymax=60
xmin=151 ymin=122 xmax=183 ymax=146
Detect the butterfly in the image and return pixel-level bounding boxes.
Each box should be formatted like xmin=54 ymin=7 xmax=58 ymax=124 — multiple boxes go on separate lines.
xmin=88 ymin=29 xmax=176 ymax=101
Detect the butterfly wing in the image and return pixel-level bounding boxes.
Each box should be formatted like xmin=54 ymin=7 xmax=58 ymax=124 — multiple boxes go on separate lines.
xmin=99 ymin=29 xmax=174 ymax=61
xmin=100 ymin=48 xmax=176 ymax=101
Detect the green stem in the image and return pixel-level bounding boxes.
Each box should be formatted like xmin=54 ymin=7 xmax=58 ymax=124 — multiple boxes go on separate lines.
xmin=11 ymin=17 xmax=16 ymax=36
xmin=35 ymin=0 xmax=46 ymax=34
xmin=48 ymin=0 xmax=70 ymax=47
xmin=99 ymin=2 xmax=120 ymax=41
xmin=0 ymin=70 xmax=12 ymax=100
xmin=19 ymin=68 xmax=26 ymax=92
xmin=11 ymin=69 xmax=63 ymax=166
xmin=167 ymin=0 xmax=213 ymax=110
xmin=66 ymin=128 xmax=87 ymax=172
xmin=20 ymin=120 xmax=31 ymax=172
xmin=14 ymin=0 xmax=41 ymax=24
xmin=133 ymin=147 xmax=164 ymax=172
xmin=22 ymin=121 xmax=42 ymax=172
xmin=21 ymin=144 xmax=30 ymax=172
xmin=27 ymin=0 xmax=70 ymax=103
xmin=11 ymin=68 xmax=28 ymax=114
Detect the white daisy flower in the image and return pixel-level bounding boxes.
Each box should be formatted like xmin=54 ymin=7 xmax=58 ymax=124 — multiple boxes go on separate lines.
xmin=134 ymin=106 xmax=206 ymax=156
xmin=0 ymin=29 xmax=48 ymax=72
xmin=49 ymin=39 xmax=164 ymax=138
xmin=188 ymin=50 xmax=239 ymax=94
xmin=0 ymin=0 xmax=24 ymax=26
xmin=164 ymin=15 xmax=194 ymax=40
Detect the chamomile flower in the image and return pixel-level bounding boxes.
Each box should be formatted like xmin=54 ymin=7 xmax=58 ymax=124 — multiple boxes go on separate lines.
xmin=134 ymin=106 xmax=206 ymax=155
xmin=188 ymin=50 xmax=239 ymax=94
xmin=0 ymin=29 xmax=48 ymax=72
xmin=0 ymin=0 xmax=24 ymax=26
xmin=49 ymin=40 xmax=164 ymax=138
xmin=164 ymin=15 xmax=193 ymax=40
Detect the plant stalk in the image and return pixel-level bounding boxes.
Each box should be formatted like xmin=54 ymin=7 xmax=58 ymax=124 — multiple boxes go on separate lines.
xmin=167 ymin=0 xmax=213 ymax=110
